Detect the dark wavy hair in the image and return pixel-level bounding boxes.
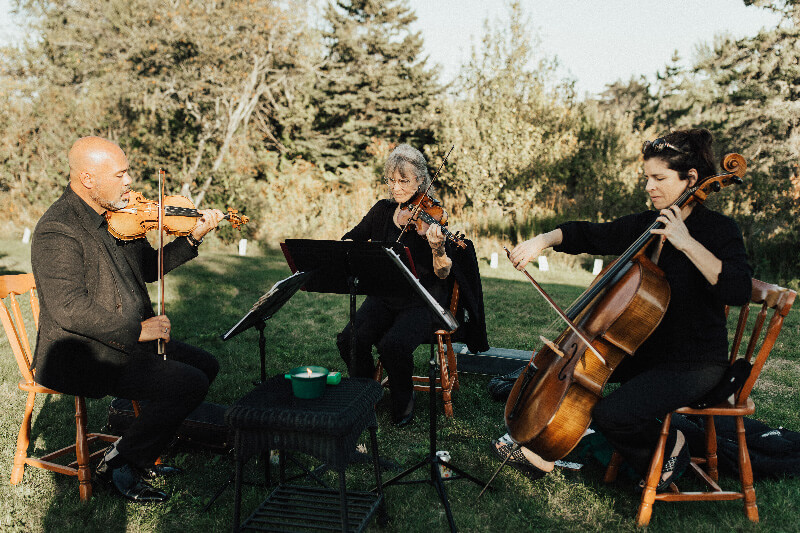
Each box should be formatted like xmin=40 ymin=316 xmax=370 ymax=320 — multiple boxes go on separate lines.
xmin=642 ymin=128 xmax=717 ymax=180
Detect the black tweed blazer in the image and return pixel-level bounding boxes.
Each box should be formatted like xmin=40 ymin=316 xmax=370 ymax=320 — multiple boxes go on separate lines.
xmin=31 ymin=186 xmax=198 ymax=397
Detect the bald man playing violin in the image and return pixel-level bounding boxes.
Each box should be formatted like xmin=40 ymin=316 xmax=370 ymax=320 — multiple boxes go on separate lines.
xmin=31 ymin=136 xmax=224 ymax=503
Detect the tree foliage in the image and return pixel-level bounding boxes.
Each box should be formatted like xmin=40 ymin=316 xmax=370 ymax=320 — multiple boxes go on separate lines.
xmin=437 ymin=1 xmax=646 ymax=229
xmin=437 ymin=1 xmax=574 ymax=207
xmin=312 ymin=0 xmax=439 ymax=168
xmin=6 ymin=0 xmax=319 ymax=207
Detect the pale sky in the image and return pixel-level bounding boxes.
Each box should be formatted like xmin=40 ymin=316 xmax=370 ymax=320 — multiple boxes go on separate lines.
xmin=1 ymin=0 xmax=783 ymax=97
xmin=408 ymin=0 xmax=783 ymax=96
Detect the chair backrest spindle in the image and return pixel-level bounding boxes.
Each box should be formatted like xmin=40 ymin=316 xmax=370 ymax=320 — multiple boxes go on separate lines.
xmin=733 ymin=279 xmax=796 ymax=406
xmin=0 ymin=273 xmax=38 ymax=385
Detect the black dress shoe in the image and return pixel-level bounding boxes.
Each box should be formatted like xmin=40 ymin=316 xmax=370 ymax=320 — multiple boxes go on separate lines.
xmin=139 ymin=464 xmax=183 ymax=480
xmin=96 ymin=461 xmax=169 ymax=503
xmin=392 ymin=391 xmax=415 ymax=427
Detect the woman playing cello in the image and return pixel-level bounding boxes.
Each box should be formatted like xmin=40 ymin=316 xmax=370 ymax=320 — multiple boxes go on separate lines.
xmin=500 ymin=128 xmax=753 ymax=489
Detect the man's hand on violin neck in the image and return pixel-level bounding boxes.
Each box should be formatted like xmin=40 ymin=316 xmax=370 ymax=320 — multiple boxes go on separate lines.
xmin=190 ymin=209 xmax=226 ymax=241
xmin=139 ymin=315 xmax=172 ymax=343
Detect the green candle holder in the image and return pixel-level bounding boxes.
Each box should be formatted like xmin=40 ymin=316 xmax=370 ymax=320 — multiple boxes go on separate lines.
xmin=285 ymin=366 xmax=329 ymax=399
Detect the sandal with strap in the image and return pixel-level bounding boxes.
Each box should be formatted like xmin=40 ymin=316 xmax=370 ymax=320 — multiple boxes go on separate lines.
xmin=491 ymin=440 xmax=548 ymax=481
xmin=638 ymin=430 xmax=691 ymax=493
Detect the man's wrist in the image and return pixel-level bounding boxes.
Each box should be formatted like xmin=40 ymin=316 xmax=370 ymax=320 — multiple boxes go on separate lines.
xmin=186 ymin=234 xmax=204 ymax=247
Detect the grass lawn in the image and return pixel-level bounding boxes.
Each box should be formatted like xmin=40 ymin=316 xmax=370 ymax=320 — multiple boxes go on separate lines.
xmin=1 ymin=237 xmax=798 ymax=532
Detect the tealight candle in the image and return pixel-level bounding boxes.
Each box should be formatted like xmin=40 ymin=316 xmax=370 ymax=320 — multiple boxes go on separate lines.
xmin=286 ymin=365 xmax=329 ymax=399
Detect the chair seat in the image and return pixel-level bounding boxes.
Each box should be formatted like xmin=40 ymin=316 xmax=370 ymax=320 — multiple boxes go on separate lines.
xmin=675 ymin=396 xmax=755 ymax=416
xmin=19 ymin=380 xmax=63 ymax=395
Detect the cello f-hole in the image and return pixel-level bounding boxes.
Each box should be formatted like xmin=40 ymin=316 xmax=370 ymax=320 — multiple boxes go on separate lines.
xmin=558 ymin=343 xmax=580 ymax=381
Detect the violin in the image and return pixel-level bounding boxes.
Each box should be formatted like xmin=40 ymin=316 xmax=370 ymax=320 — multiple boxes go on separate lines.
xmin=503 ymin=153 xmax=747 ymax=461
xmin=396 ymin=192 xmax=467 ymax=249
xmin=105 ymin=190 xmax=249 ymax=240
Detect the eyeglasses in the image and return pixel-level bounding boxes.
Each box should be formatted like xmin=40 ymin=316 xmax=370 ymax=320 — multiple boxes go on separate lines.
xmin=642 ymin=138 xmax=688 ymax=155
xmin=384 ymin=176 xmax=415 ymax=188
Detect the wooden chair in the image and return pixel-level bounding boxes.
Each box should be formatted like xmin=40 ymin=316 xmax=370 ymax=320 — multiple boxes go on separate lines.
xmin=604 ymin=278 xmax=797 ymax=527
xmin=1 ymin=273 xmax=121 ymax=501
xmin=374 ymin=281 xmax=461 ymax=417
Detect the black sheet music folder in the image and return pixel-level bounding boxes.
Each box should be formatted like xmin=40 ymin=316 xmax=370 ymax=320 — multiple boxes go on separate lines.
xmin=221 ymin=271 xmax=313 ymax=341
xmin=280 ymin=239 xmax=418 ymax=297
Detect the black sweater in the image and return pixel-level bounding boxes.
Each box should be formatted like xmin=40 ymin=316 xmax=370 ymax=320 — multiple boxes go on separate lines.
xmin=556 ymin=204 xmax=752 ymax=370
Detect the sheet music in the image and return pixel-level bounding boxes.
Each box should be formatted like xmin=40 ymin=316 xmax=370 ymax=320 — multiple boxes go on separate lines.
xmin=383 ymin=247 xmax=459 ymax=331
xmin=248 ymin=271 xmax=306 ymax=312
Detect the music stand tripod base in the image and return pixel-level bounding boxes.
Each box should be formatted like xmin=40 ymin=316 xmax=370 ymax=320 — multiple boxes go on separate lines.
xmin=380 ymin=340 xmax=487 ymax=533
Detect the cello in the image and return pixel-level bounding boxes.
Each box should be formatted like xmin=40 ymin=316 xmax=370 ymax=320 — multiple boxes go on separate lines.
xmin=503 ymin=153 xmax=747 ymax=462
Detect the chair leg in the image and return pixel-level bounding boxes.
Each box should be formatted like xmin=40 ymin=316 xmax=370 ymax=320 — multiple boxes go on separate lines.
xmin=11 ymin=391 xmax=36 ymax=485
xmin=75 ymin=397 xmax=93 ymax=501
xmin=445 ymin=340 xmax=459 ymax=392
xmin=636 ymin=413 xmax=672 ymax=527
xmin=735 ymin=416 xmax=759 ymax=522
xmin=436 ymin=336 xmax=455 ymax=418
xmin=704 ymin=414 xmax=718 ymax=482
xmin=603 ymin=451 xmax=623 ymax=483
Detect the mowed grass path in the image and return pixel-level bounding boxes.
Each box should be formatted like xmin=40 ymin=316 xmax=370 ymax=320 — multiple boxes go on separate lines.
xmin=1 ymin=239 xmax=798 ymax=532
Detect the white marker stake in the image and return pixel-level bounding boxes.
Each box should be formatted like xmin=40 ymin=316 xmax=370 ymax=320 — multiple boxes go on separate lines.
xmin=538 ymin=256 xmax=549 ymax=271
xmin=592 ymin=258 xmax=603 ymax=275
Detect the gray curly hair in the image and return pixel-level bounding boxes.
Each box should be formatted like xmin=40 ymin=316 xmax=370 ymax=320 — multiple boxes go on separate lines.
xmin=384 ymin=144 xmax=432 ymax=191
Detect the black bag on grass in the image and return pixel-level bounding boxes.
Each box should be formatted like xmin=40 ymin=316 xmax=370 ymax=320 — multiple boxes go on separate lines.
xmin=672 ymin=413 xmax=800 ymax=480
xmin=487 ymin=365 xmax=525 ymax=402
xmin=106 ymin=398 xmax=234 ymax=454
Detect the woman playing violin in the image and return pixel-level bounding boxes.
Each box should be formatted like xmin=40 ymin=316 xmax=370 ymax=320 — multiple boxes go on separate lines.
xmin=503 ymin=128 xmax=753 ymax=489
xmin=337 ymin=144 xmax=452 ymax=426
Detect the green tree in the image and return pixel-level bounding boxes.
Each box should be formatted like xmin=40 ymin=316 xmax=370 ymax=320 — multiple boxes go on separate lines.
xmin=6 ymin=0 xmax=319 ymax=207
xmin=437 ymin=1 xmax=575 ymax=209
xmin=313 ymin=0 xmax=439 ymax=168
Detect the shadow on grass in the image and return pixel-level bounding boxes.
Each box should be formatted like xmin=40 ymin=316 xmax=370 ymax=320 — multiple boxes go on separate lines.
xmin=24 ymin=394 xmax=128 ymax=533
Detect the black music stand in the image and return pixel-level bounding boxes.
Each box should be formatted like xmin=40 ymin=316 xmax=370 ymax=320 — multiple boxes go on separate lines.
xmin=378 ymin=247 xmax=485 ymax=532
xmin=204 ymin=270 xmax=313 ymax=512
xmin=222 ymin=270 xmax=313 ymax=384
xmin=281 ymin=239 xmax=433 ymax=371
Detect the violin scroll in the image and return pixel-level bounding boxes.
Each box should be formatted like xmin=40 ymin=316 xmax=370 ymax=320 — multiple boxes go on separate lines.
xmin=225 ymin=207 xmax=249 ymax=230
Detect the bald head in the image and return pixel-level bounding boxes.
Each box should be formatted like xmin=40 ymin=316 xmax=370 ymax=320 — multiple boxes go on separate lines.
xmin=68 ymin=136 xmax=125 ymax=182
xmin=68 ymin=136 xmax=132 ymax=213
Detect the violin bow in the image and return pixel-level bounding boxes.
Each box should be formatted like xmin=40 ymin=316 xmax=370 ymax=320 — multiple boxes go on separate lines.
xmin=396 ymin=145 xmax=454 ymax=244
xmin=157 ymin=169 xmax=166 ymax=359
xmin=503 ymin=247 xmax=607 ymax=366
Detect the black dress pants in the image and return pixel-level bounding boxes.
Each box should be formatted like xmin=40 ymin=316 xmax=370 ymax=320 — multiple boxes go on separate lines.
xmin=592 ymin=361 xmax=726 ymax=476
xmin=337 ymin=296 xmax=435 ymax=416
xmin=110 ymin=340 xmax=219 ymax=469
